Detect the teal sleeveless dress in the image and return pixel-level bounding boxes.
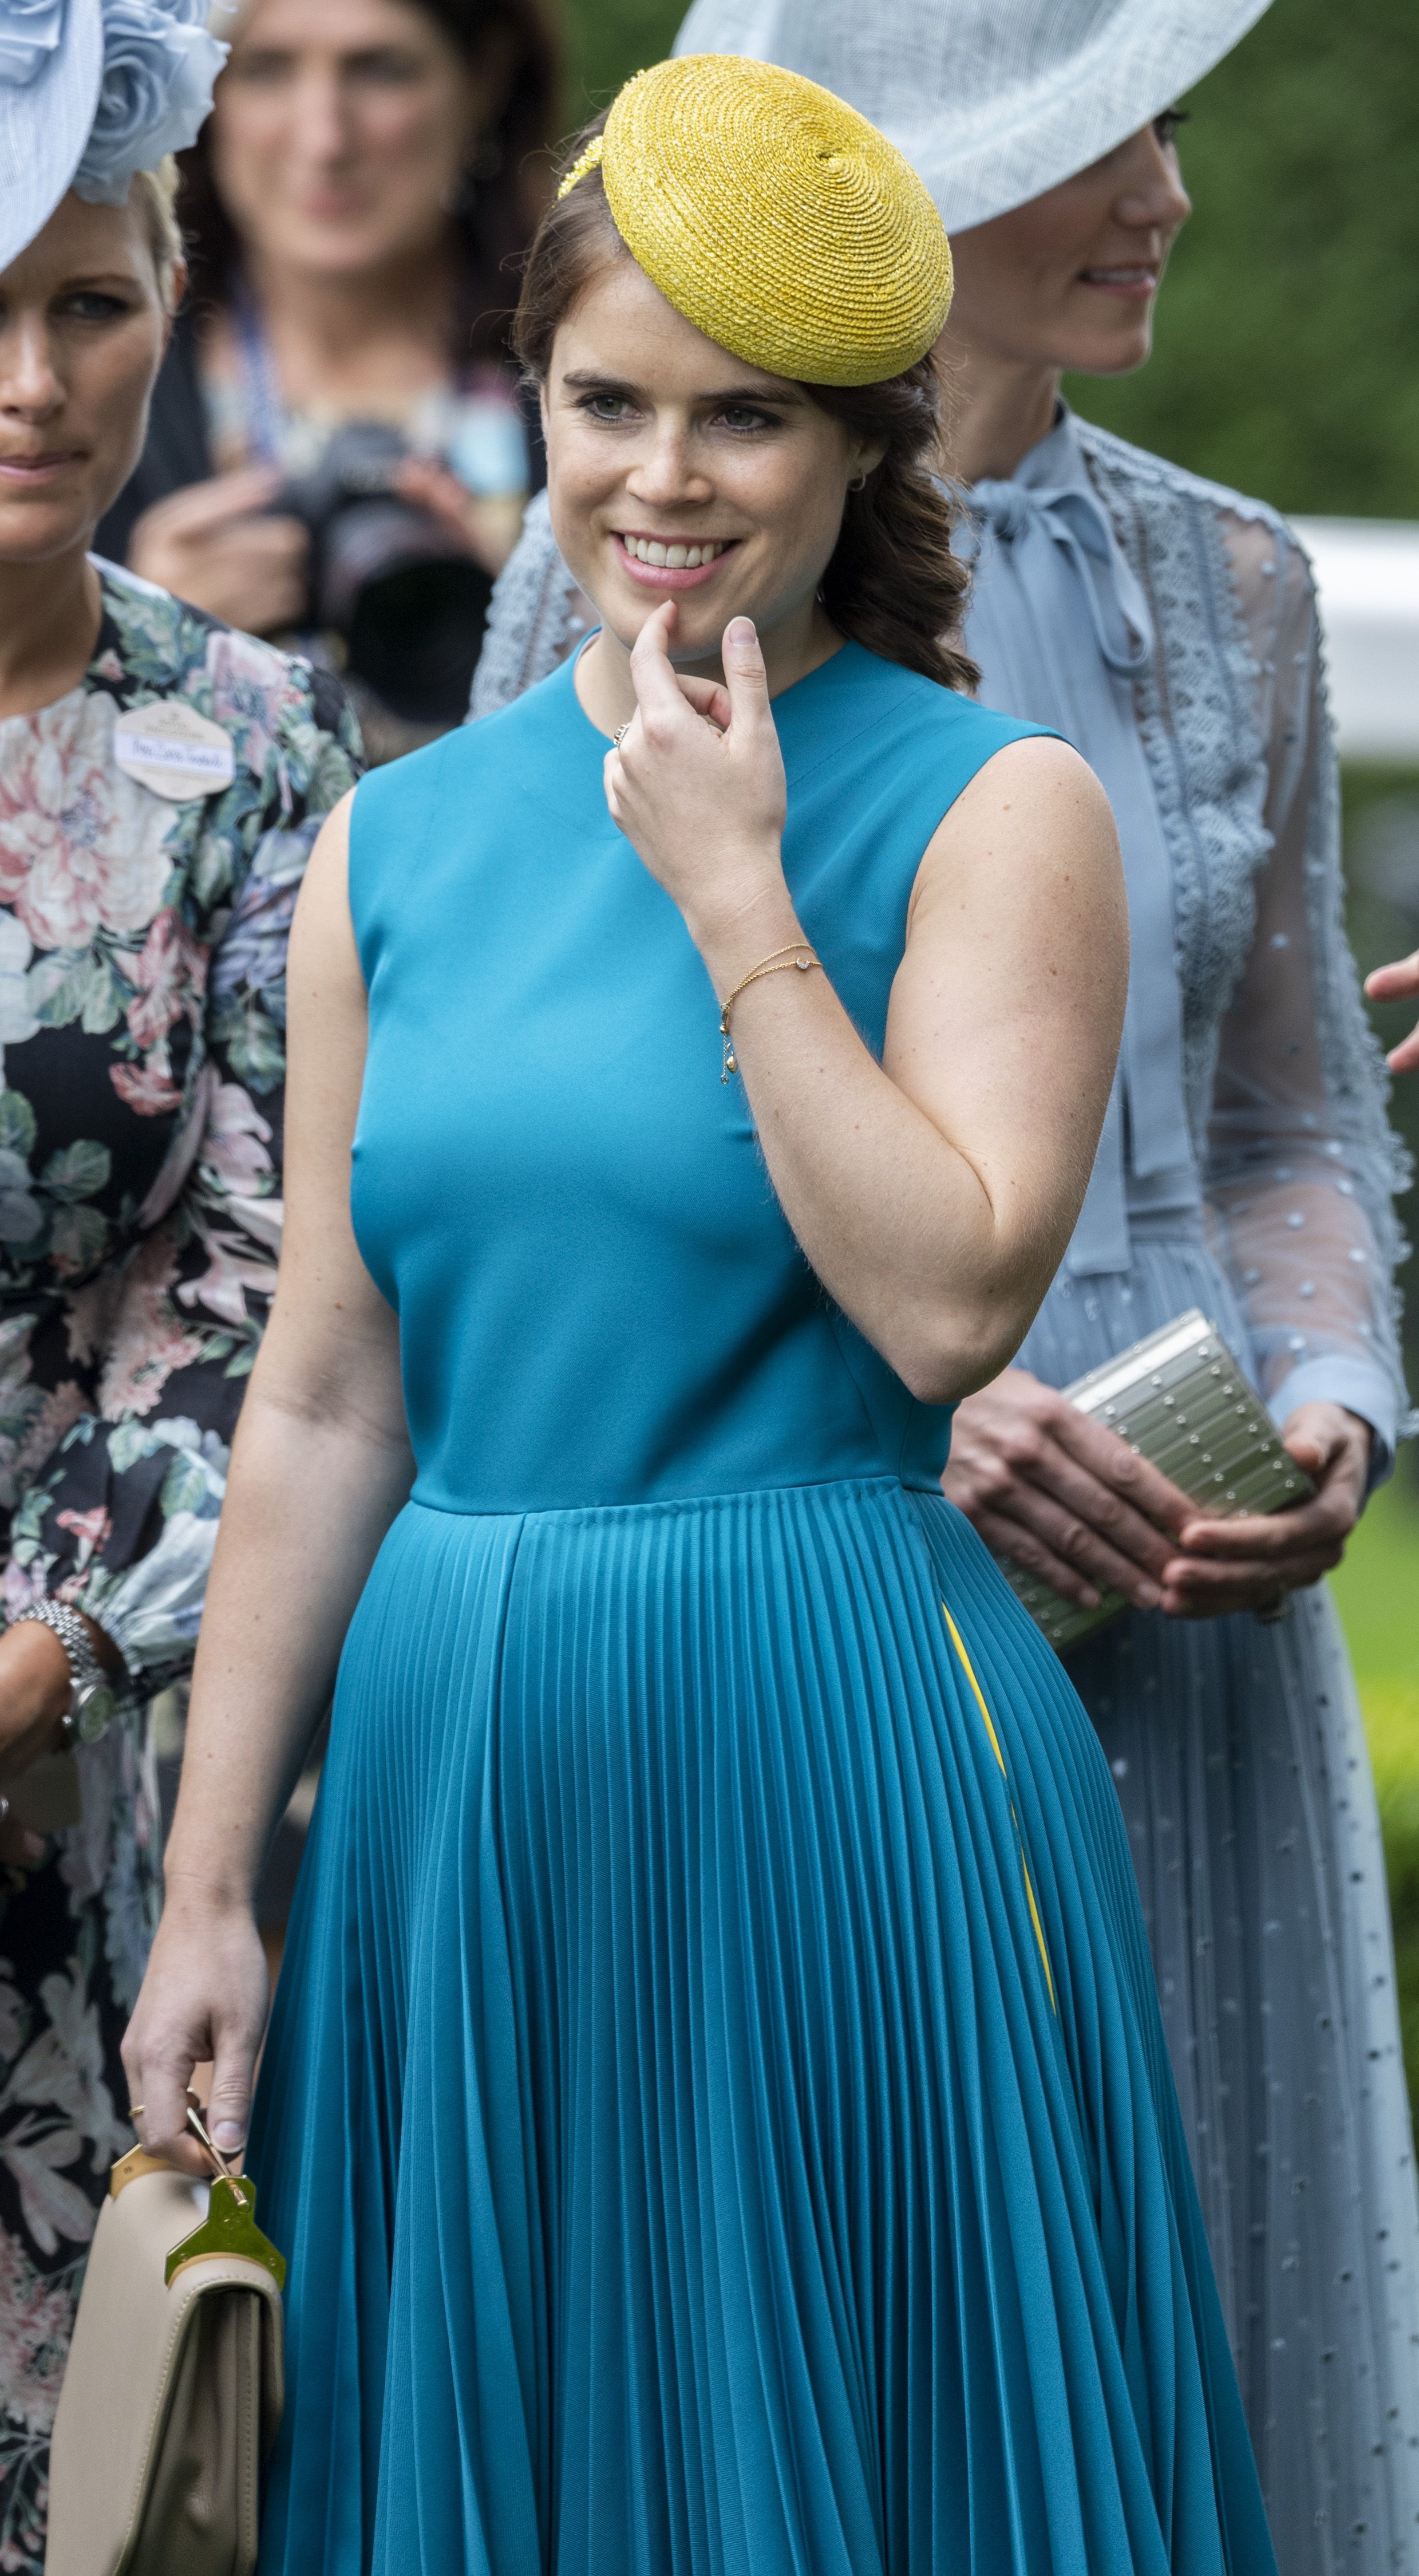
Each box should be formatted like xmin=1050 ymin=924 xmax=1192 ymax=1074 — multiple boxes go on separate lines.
xmin=250 ymin=641 xmax=1276 ymax=2576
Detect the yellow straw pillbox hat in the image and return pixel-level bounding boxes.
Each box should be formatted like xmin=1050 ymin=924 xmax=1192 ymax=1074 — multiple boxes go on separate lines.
xmin=558 ymin=55 xmax=954 ymax=389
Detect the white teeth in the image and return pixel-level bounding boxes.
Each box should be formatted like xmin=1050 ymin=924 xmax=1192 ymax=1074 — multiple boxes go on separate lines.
xmin=623 ymin=535 xmax=726 ymax=566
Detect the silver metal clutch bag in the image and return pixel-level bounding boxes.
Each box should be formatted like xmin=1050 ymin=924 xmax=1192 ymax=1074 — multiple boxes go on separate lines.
xmin=996 ymin=1308 xmax=1313 ymax=1653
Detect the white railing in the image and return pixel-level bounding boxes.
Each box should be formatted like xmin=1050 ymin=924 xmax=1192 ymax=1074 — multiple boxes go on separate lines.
xmin=1294 ymin=518 xmax=1419 ymax=764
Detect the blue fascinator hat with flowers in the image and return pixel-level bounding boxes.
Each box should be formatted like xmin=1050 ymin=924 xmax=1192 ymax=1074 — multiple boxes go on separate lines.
xmin=0 ymin=0 xmax=227 ymax=269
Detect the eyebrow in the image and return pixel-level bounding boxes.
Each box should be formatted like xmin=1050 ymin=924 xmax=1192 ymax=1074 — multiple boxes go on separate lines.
xmin=235 ymin=43 xmax=421 ymax=65
xmin=52 ymin=271 xmax=144 ymax=290
xmin=558 ymin=367 xmax=804 ymax=407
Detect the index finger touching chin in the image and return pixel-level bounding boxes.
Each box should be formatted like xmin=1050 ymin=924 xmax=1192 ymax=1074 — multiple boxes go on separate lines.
xmin=630 ymin=599 xmax=676 ymax=661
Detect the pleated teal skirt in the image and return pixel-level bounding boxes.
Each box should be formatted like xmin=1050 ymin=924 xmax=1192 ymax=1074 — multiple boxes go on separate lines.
xmin=250 ymin=1480 xmax=1276 ymax=2576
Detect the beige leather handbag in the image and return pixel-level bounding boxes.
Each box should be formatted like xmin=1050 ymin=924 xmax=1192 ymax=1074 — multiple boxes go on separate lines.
xmin=46 ymin=2108 xmax=286 ymax=2576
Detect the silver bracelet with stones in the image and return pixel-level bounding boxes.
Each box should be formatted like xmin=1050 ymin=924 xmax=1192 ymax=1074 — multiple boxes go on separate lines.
xmin=19 ymin=1600 xmax=119 ymax=1745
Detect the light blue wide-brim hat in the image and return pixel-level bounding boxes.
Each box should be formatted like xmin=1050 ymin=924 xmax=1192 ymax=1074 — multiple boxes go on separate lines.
xmin=673 ymin=0 xmax=1274 ymax=232
xmin=0 ymin=0 xmax=104 ymax=271
xmin=0 ymin=0 xmax=227 ymax=273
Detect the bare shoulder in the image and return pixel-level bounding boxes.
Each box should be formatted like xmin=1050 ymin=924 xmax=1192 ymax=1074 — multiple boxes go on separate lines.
xmin=282 ymin=788 xmax=369 ymax=1192
xmin=908 ymin=734 xmax=1123 ymax=939
xmin=883 ymin=729 xmax=1128 ymax=1216
xmin=289 ymin=788 xmax=362 ymax=999
xmin=930 ymin=734 xmax=1116 ymax=870
xmin=299 ymin=784 xmax=355 ymax=896
xmin=888 ymin=733 xmax=1128 ymax=1123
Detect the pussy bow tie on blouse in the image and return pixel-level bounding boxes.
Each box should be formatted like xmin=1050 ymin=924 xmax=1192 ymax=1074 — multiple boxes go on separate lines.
xmin=961 ymin=439 xmax=1195 ymax=1275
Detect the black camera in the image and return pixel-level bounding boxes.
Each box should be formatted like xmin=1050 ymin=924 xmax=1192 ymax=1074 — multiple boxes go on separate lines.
xmin=275 ymin=420 xmax=493 ymax=727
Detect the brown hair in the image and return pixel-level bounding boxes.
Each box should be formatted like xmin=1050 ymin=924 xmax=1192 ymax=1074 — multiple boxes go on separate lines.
xmin=513 ymin=130 xmax=977 ymax=695
xmin=132 ymin=161 xmax=184 ymax=315
xmin=173 ymin=0 xmax=561 ymax=365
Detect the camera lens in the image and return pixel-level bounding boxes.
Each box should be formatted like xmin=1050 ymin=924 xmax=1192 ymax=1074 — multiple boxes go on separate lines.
xmin=285 ymin=427 xmax=497 ymax=728
xmin=346 ymin=554 xmax=493 ymax=727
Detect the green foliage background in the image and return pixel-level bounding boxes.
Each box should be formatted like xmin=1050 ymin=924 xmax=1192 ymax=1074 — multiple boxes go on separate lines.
xmin=561 ymin=0 xmax=683 ymax=107
xmin=559 ymin=0 xmax=1419 ymax=2108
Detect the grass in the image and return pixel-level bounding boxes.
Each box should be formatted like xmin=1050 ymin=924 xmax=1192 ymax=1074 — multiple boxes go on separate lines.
xmin=1330 ymin=1469 xmax=1419 ymax=2108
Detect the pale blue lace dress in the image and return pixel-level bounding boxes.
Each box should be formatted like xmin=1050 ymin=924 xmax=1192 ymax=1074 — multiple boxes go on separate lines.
xmin=471 ymin=414 xmax=1419 ymax=2574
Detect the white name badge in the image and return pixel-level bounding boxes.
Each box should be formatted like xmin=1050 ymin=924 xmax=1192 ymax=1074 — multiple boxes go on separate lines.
xmin=112 ymin=701 xmax=236 ymax=801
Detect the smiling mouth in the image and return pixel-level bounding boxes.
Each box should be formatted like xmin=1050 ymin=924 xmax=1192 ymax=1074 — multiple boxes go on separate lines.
xmin=1079 ymin=265 xmax=1159 ymax=292
xmin=619 ymin=534 xmax=732 ymax=569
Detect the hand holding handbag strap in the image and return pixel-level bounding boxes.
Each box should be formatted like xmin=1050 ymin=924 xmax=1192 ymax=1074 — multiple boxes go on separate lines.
xmin=46 ymin=2121 xmax=286 ymax=2576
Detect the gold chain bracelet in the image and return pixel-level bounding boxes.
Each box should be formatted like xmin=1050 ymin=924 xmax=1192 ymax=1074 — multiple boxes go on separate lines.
xmin=719 ymin=944 xmax=821 ymax=1080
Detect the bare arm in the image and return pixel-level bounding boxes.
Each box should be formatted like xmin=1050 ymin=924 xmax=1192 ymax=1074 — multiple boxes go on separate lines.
xmin=606 ymin=609 xmax=1128 ymax=1402
xmin=123 ymin=793 xmax=413 ymax=2168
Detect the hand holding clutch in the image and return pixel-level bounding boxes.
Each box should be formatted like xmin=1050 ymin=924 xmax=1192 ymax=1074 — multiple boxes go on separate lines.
xmin=1160 ymin=1397 xmax=1370 ymax=1617
xmin=943 ymin=1312 xmax=1351 ymax=1646
xmin=941 ymin=1367 xmax=1195 ymax=1618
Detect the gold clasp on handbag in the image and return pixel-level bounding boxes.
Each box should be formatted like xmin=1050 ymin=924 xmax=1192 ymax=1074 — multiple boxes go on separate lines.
xmin=161 ymin=2096 xmax=287 ymax=2291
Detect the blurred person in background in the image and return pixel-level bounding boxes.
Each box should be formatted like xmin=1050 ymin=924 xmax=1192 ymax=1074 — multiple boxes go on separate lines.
xmin=473 ymin=1 xmax=1419 ymax=2565
xmin=0 ymin=2 xmax=358 ymax=2555
xmin=97 ymin=0 xmax=559 ymax=758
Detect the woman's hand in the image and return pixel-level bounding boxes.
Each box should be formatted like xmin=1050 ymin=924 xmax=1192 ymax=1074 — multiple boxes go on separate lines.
xmin=943 ymin=1376 xmax=1369 ymax=1621
xmin=942 ymin=1368 xmax=1195 ymax=1612
xmin=127 ymin=467 xmax=309 ymax=636
xmin=122 ymin=1875 xmax=270 ymax=2175
xmin=0 ymin=1618 xmax=71 ymax=1773
xmin=1365 ymin=949 xmax=1419 ymax=1074
xmin=604 ymin=606 xmax=790 ymax=963
xmin=393 ymin=456 xmax=525 ymax=579
xmin=0 ymin=1620 xmax=76 ymax=1869
xmin=1157 ymin=1399 xmax=1370 ymax=1616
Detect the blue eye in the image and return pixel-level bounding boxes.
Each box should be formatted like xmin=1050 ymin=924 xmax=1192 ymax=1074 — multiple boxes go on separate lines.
xmin=62 ymin=291 xmax=137 ymax=322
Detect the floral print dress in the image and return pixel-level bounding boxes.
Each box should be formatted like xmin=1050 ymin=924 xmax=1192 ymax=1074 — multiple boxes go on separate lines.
xmin=0 ymin=561 xmax=359 ymax=2568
